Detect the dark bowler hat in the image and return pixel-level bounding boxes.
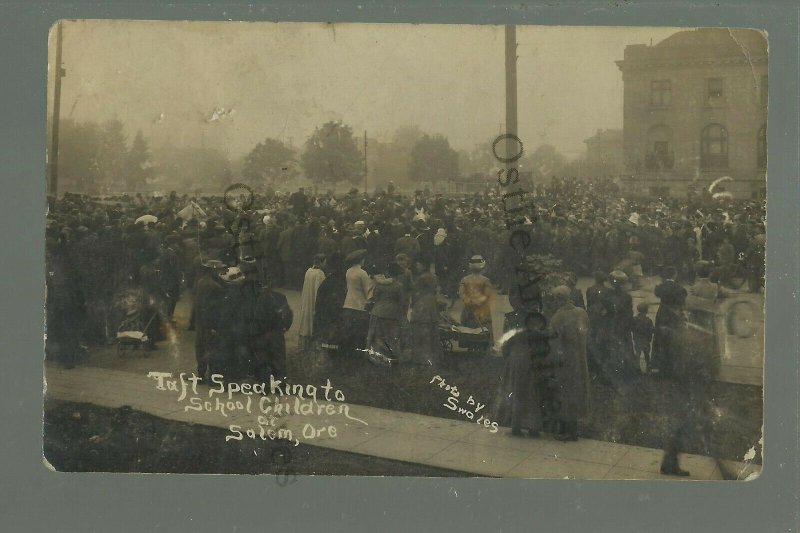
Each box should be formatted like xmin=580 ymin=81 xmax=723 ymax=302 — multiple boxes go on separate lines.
xmin=345 ymin=249 xmax=367 ymax=266
xmin=609 ymin=270 xmax=628 ymax=283
xmin=239 ymin=258 xmax=259 ymax=274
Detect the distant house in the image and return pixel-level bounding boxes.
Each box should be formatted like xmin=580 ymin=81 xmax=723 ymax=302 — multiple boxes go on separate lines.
xmin=616 ymin=28 xmax=767 ymax=198
xmin=450 ymin=173 xmax=491 ymax=194
xmin=583 ymin=129 xmax=623 ymax=176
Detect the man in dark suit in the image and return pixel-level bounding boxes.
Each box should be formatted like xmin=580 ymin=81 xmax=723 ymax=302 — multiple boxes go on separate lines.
xmin=652 ymin=266 xmax=687 ymax=374
xmin=340 ymin=221 xmax=368 ymax=261
xmin=585 ymin=270 xmax=610 ymax=379
xmin=250 ymin=268 xmax=294 ymax=380
xmin=288 ymin=187 xmax=309 ymax=218
xmin=598 ymin=271 xmax=636 ymax=382
xmin=193 ymin=261 xmax=228 ymax=381
xmin=652 ymin=266 xmax=694 ymax=476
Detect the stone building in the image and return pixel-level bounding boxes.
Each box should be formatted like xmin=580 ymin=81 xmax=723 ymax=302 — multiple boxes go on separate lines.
xmin=584 ymin=128 xmax=623 ymax=177
xmin=616 ymin=28 xmax=767 ymax=198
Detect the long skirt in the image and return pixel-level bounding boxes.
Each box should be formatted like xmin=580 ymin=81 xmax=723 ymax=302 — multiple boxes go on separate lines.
xmin=409 ymin=321 xmax=441 ymax=366
xmin=339 ymin=309 xmax=369 ymax=357
xmin=494 ymin=333 xmax=542 ymax=432
xmin=460 ymin=304 xmax=494 ymax=343
xmin=366 ymin=315 xmax=401 ymax=360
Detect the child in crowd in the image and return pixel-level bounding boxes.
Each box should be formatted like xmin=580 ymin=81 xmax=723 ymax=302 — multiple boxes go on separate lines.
xmin=631 ymin=302 xmax=655 ymax=373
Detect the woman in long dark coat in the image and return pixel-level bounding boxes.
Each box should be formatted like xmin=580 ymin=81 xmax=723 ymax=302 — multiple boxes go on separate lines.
xmin=548 ymin=286 xmax=591 ymax=441
xmin=313 ymin=254 xmax=347 ymax=355
xmin=366 ymin=263 xmax=405 ymax=363
xmin=499 ymin=328 xmax=543 ymax=438
xmin=408 ymin=268 xmax=440 ymax=366
xmin=496 ymin=257 xmax=544 ymax=437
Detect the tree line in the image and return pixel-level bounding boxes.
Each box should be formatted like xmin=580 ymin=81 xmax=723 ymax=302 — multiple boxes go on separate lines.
xmin=57 ymin=118 xmax=154 ymax=194
xmin=55 ymin=117 xmax=610 ymax=194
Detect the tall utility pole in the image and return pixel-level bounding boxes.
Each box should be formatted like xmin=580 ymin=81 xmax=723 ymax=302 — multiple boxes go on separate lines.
xmin=364 ymin=130 xmax=368 ymax=193
xmin=48 ymin=21 xmax=65 ymax=197
xmin=504 ymin=25 xmax=518 ymax=159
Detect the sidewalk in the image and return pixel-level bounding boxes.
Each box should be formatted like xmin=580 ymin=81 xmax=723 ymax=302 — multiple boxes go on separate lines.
xmin=44 ymin=365 xmax=736 ymax=480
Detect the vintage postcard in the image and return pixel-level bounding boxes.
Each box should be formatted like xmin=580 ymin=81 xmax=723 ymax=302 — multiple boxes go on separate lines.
xmin=43 ymin=20 xmax=765 ymax=480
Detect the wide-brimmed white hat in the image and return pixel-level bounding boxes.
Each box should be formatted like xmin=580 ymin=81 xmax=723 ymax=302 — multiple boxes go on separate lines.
xmin=219 ymin=266 xmax=244 ymax=283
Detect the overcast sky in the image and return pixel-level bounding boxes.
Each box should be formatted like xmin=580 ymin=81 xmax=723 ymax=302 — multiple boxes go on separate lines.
xmin=50 ymin=21 xmax=679 ymax=159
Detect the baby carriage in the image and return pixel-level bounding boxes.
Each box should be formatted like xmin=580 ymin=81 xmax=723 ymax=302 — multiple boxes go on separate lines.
xmin=112 ymin=287 xmax=158 ymax=357
xmin=437 ymin=309 xmax=492 ymax=355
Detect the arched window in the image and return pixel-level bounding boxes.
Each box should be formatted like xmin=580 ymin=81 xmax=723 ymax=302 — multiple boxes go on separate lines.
xmin=700 ymin=124 xmax=728 ymax=169
xmin=757 ymin=124 xmax=767 ymax=169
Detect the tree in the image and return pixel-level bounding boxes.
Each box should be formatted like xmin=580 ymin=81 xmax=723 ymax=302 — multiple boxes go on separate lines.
xmin=457 ymin=149 xmax=472 ymax=175
xmin=523 ymin=144 xmax=568 ymax=184
xmin=126 ymin=130 xmax=153 ymax=192
xmin=465 ymin=138 xmax=503 ymax=176
xmin=97 ymin=119 xmax=128 ymax=192
xmin=58 ymin=119 xmax=103 ymax=193
xmin=392 ymin=125 xmax=424 ymax=152
xmin=408 ymin=134 xmax=459 ymax=182
xmin=370 ymin=141 xmax=408 ymax=189
xmin=367 ymin=126 xmax=425 ymax=190
xmin=242 ymin=138 xmax=296 ymax=188
xmin=300 ymin=121 xmax=364 ymax=185
xmin=152 ymin=143 xmax=232 ymax=193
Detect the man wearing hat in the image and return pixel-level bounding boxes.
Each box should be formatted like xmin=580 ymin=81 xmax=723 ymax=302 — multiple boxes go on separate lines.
xmin=250 ymin=263 xmax=294 ymax=381
xmin=394 ymin=225 xmax=421 ymax=265
xmin=192 ymin=261 xmax=229 ymax=381
xmin=340 ymin=221 xmax=368 ymax=261
xmin=160 ymin=235 xmax=183 ymax=318
xmin=458 ymin=255 xmax=496 ymax=341
xmin=288 ymin=187 xmax=309 ymax=219
xmin=631 ymin=302 xmax=655 ymax=373
xmin=652 ymin=266 xmax=687 ymax=374
xmin=412 ymin=217 xmax=434 ymax=269
xmin=597 ymin=270 xmax=637 ymax=381
xmin=744 ymin=233 xmax=765 ymax=293
xmin=45 ymin=235 xmax=86 ymax=369
xmin=549 ymin=285 xmax=591 ymax=441
xmin=276 ymin=216 xmax=295 ymax=289
xmin=653 ymin=263 xmax=714 ymax=477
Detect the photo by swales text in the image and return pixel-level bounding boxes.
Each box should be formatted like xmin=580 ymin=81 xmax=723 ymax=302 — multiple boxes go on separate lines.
xmin=147 ymin=372 xmax=368 ymax=446
xmin=430 ymin=374 xmax=499 ymax=432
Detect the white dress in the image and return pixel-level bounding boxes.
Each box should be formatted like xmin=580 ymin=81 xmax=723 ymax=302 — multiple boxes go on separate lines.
xmin=297 ymin=267 xmax=326 ymax=339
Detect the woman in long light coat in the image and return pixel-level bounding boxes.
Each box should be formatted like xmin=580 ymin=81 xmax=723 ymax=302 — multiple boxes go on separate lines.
xmin=458 ymin=255 xmax=496 ymax=341
xmin=297 ymin=254 xmax=326 ymax=353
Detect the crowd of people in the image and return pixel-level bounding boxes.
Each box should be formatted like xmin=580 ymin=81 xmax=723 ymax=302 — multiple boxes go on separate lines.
xmin=45 ymin=177 xmax=765 ymax=475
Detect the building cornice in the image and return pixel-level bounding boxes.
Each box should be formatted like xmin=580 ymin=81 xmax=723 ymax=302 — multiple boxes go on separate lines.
xmin=617 ymin=56 xmax=767 ymax=72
